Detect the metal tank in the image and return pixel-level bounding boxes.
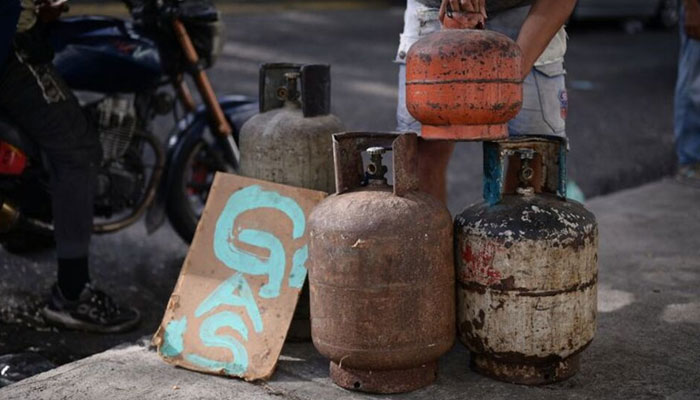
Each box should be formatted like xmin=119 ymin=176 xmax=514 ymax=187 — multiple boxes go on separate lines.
xmin=240 ymin=63 xmax=343 ymax=193
xmin=455 ymin=137 xmax=598 ymax=385
xmin=308 ymin=132 xmax=455 ymax=394
xmin=405 ymin=10 xmax=522 ymax=140
xmin=239 ymin=63 xmax=344 ymax=341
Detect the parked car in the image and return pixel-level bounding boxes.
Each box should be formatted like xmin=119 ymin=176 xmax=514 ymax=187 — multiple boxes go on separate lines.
xmin=572 ymin=0 xmax=679 ymax=28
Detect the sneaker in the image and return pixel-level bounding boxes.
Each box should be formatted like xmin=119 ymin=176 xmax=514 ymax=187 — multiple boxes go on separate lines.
xmin=676 ymin=163 xmax=700 ymax=188
xmin=42 ymin=284 xmax=140 ymax=333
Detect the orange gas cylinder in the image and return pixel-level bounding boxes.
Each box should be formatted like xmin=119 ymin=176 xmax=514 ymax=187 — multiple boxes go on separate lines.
xmin=406 ymin=11 xmax=523 ymax=140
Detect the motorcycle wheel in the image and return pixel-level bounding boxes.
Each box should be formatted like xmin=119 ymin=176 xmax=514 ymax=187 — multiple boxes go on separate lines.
xmin=166 ymin=136 xmax=235 ymax=243
xmin=1 ymin=232 xmax=55 ymax=255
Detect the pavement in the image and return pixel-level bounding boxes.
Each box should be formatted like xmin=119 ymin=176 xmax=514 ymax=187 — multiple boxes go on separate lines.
xmin=2 ymin=178 xmax=699 ymax=399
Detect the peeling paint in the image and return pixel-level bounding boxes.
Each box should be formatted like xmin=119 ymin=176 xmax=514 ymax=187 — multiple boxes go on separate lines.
xmin=456 ymin=193 xmax=598 ymax=384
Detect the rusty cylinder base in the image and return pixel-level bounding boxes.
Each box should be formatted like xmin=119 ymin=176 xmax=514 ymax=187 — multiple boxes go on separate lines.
xmin=470 ymin=352 xmax=580 ymax=385
xmin=329 ymin=361 xmax=438 ymax=394
xmin=421 ymin=123 xmax=508 ymax=141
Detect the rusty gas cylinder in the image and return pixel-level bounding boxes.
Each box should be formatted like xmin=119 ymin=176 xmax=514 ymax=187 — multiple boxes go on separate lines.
xmin=240 ymin=64 xmax=344 ymax=341
xmin=308 ymin=132 xmax=454 ymax=394
xmin=455 ymin=137 xmax=598 ymax=385
xmin=405 ymin=11 xmax=522 ymax=140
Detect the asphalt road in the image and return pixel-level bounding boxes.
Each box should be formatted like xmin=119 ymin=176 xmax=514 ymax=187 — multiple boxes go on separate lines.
xmin=0 ymin=5 xmax=680 ymax=376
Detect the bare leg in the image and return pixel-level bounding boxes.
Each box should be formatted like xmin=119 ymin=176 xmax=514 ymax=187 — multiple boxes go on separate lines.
xmin=418 ymin=140 xmax=455 ymax=204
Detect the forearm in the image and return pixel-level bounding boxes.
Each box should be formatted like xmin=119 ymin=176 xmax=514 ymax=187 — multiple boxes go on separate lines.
xmin=516 ymin=0 xmax=576 ymax=78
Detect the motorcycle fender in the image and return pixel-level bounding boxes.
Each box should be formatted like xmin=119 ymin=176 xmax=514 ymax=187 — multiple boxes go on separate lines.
xmin=0 ymin=117 xmax=40 ymax=162
xmin=144 ymin=95 xmax=257 ymax=234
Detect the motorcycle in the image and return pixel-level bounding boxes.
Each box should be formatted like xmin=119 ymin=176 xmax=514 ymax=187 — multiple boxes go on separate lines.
xmin=0 ymin=0 xmax=256 ymax=250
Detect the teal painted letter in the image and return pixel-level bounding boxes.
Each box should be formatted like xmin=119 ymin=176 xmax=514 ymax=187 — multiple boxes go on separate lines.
xmin=213 ymin=185 xmax=307 ymax=299
xmin=195 ymin=273 xmax=263 ymax=333
xmin=186 ymin=311 xmax=249 ymax=375
xmin=161 ymin=317 xmax=187 ymax=358
xmin=288 ymin=245 xmax=308 ymax=289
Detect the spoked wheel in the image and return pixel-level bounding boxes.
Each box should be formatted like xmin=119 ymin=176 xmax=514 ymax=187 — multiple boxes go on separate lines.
xmin=167 ymin=136 xmax=235 ymax=243
xmin=1 ymin=232 xmax=55 ymax=255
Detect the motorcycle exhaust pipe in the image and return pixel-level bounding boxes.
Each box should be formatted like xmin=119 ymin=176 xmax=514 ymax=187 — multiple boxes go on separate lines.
xmin=0 ymin=198 xmax=53 ymax=235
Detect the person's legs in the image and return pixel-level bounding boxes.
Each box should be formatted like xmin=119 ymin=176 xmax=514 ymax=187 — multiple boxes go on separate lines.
xmin=417 ymin=140 xmax=455 ymax=203
xmin=397 ymin=63 xmax=454 ymax=203
xmin=508 ymin=62 xmax=567 ymax=139
xmin=396 ymin=63 xmax=421 ymax=133
xmin=0 ymin=51 xmax=139 ymax=332
xmin=0 ymin=51 xmax=98 ymax=290
xmin=675 ymin=5 xmax=700 ymax=172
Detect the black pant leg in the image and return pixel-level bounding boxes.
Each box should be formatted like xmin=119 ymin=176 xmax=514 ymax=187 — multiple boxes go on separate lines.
xmin=0 ymin=52 xmax=100 ymax=259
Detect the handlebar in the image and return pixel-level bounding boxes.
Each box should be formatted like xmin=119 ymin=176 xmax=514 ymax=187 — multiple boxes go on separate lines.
xmin=127 ymin=0 xmax=218 ymax=25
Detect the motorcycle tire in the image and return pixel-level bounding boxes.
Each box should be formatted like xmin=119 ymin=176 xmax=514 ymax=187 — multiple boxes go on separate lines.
xmin=166 ymin=135 xmax=234 ymax=244
xmin=1 ymin=232 xmax=55 ymax=255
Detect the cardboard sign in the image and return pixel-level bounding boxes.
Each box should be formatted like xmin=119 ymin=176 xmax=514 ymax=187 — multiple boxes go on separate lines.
xmin=154 ymin=173 xmax=326 ymax=380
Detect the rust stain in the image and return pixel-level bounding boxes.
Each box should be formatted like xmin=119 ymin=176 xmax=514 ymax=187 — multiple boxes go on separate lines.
xmin=491 ymin=299 xmax=506 ymax=311
xmin=517 ymin=276 xmax=598 ymax=298
xmin=472 ymin=309 xmax=486 ymax=330
xmin=461 ymin=241 xmax=503 ymax=286
xmin=459 ymin=276 xmax=598 ymax=297
xmin=469 ymin=339 xmax=593 ymax=385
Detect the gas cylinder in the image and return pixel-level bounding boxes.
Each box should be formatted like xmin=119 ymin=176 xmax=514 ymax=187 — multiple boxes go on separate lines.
xmin=239 ymin=63 xmax=345 ymax=341
xmin=455 ymin=137 xmax=598 ymax=384
xmin=405 ymin=10 xmax=522 ymax=140
xmin=308 ymin=132 xmax=454 ymax=394
xmin=240 ymin=63 xmax=344 ymax=192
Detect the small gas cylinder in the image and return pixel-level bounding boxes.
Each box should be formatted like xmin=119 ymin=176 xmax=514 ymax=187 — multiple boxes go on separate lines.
xmin=455 ymin=138 xmax=598 ymax=385
xmin=405 ymin=11 xmax=522 ymax=140
xmin=239 ymin=64 xmax=344 ymax=341
xmin=308 ymin=132 xmax=454 ymax=394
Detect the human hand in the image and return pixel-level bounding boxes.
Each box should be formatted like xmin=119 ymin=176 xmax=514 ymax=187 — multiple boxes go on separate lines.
xmin=686 ymin=0 xmax=700 ymax=40
xmin=37 ymin=0 xmax=69 ymax=23
xmin=439 ymin=0 xmax=487 ymax=23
